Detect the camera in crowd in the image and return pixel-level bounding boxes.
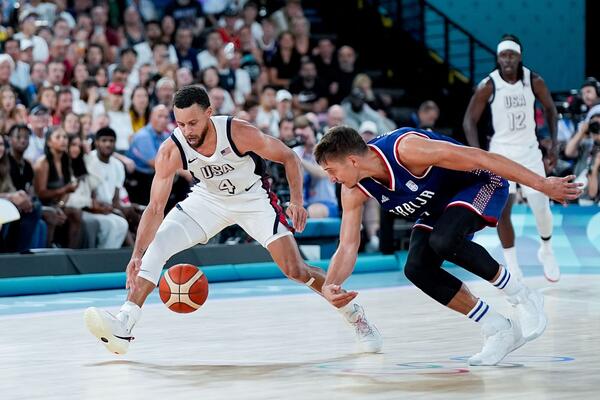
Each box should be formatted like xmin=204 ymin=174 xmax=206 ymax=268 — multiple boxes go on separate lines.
xmin=588 ymin=121 xmax=600 ymax=135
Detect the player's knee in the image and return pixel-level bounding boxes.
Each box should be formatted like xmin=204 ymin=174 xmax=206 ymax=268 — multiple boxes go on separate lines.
xmin=428 ymin=229 xmax=457 ymax=259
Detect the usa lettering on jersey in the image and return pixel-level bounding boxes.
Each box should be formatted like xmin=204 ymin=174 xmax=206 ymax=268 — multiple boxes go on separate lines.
xmin=504 ymin=94 xmax=526 ymax=109
xmin=200 ymin=164 xmax=235 ymax=179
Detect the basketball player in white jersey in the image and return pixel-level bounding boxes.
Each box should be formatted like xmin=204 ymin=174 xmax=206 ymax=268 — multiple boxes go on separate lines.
xmin=84 ymin=86 xmax=382 ymax=354
xmin=464 ymin=34 xmax=560 ymax=282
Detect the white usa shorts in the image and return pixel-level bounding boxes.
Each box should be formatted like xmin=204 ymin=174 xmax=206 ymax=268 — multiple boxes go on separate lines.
xmin=176 ymin=178 xmax=293 ymax=248
xmin=489 ymin=140 xmax=546 ymax=196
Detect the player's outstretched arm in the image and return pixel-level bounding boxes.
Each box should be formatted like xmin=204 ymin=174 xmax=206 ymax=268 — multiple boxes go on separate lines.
xmin=322 ymin=187 xmax=367 ymax=307
xmin=126 ymin=140 xmax=180 ymax=291
xmin=463 ymin=79 xmax=493 ymax=148
xmin=397 ymin=135 xmax=583 ymax=205
xmin=231 ymin=118 xmax=308 ymax=232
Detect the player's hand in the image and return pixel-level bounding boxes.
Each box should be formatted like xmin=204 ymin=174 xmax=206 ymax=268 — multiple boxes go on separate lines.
xmin=542 ymin=175 xmax=583 ymax=205
xmin=126 ymin=257 xmax=142 ymax=292
xmin=322 ymin=284 xmax=358 ymax=308
xmin=286 ymin=202 xmax=307 ymax=232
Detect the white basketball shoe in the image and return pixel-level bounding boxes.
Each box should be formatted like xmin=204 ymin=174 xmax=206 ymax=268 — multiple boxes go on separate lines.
xmin=538 ymin=246 xmax=560 ymax=282
xmin=344 ymin=303 xmax=383 ymax=353
xmin=84 ymin=307 xmax=134 ymax=355
xmin=508 ymin=287 xmax=547 ymax=341
xmin=468 ymin=319 xmax=525 ymax=366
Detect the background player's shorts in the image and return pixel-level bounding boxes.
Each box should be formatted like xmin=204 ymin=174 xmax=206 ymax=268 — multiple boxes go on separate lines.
xmin=414 ymin=175 xmax=509 ymax=232
xmin=179 ymin=179 xmax=293 ymax=248
xmin=489 ymin=140 xmax=546 ymax=196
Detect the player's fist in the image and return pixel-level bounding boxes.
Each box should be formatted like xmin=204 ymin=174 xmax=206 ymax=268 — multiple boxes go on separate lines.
xmin=323 ymin=284 xmax=358 ymax=308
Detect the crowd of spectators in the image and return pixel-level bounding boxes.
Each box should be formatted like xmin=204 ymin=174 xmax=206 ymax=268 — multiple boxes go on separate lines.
xmin=3 ymin=1 xmax=594 ymax=255
xmin=0 ymin=0 xmax=405 ymax=253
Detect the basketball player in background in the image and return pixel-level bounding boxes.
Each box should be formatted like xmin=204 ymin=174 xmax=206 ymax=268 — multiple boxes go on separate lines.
xmin=84 ymin=86 xmax=381 ymax=354
xmin=463 ymin=34 xmax=560 ymax=282
xmin=314 ymin=126 xmax=581 ymax=365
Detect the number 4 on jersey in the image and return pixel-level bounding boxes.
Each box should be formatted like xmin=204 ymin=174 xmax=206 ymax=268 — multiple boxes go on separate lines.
xmin=219 ymin=179 xmax=236 ymax=194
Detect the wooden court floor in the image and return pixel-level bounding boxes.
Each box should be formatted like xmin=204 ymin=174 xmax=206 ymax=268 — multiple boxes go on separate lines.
xmin=0 ymin=274 xmax=598 ymax=400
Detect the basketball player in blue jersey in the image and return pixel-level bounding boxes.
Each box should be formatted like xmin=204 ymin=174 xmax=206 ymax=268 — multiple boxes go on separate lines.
xmin=314 ymin=126 xmax=581 ymax=366
xmin=464 ymin=34 xmax=560 ymax=282
xmin=84 ymin=86 xmax=381 ymax=355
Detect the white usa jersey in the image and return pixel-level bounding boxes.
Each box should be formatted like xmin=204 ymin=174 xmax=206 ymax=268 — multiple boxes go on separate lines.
xmin=170 ymin=116 xmax=265 ymax=196
xmin=484 ymin=66 xmax=537 ymax=147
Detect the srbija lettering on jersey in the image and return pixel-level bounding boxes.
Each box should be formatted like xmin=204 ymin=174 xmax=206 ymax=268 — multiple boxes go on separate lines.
xmin=357 ymin=128 xmax=504 ymax=219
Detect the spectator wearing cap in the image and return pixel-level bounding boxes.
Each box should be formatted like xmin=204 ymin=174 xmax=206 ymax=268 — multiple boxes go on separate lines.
xmin=4 ymin=37 xmax=31 ymax=91
xmin=256 ymin=86 xmax=280 ymax=137
xmin=0 ymin=86 xmax=28 ymax=135
xmin=24 ymin=104 xmax=51 ymax=164
xmin=0 ymin=54 xmax=29 ymax=107
xmin=276 ymin=89 xmax=293 ymax=121
xmin=289 ymin=59 xmax=329 ymax=114
xmin=13 ymin=12 xmax=49 ymax=62
xmin=94 ymin=82 xmax=134 ymax=153
xmin=126 ymin=105 xmax=170 ymax=204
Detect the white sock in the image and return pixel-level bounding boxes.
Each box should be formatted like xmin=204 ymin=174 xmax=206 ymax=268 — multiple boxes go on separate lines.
xmin=540 ymin=237 xmax=552 ymax=252
xmin=338 ymin=301 xmax=361 ymax=322
xmin=491 ymin=265 xmax=522 ymax=297
xmin=117 ymin=301 xmax=142 ymax=333
xmin=503 ymin=247 xmax=520 ymax=271
xmin=467 ymin=298 xmax=510 ymax=336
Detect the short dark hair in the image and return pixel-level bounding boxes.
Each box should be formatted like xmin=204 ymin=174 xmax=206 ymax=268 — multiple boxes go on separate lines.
xmin=96 ymin=127 xmax=117 ymax=140
xmin=173 ymin=85 xmax=211 ymax=110
xmin=8 ymin=123 xmax=31 ymax=137
xmin=314 ymin=126 xmax=368 ymax=164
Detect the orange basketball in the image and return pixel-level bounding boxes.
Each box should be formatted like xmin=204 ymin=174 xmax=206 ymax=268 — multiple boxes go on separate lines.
xmin=159 ymin=264 xmax=209 ymax=313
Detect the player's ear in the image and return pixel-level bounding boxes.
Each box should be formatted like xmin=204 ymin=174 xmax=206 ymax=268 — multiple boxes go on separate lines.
xmin=205 ymin=106 xmax=213 ymax=118
xmin=348 ymin=154 xmax=360 ymax=167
